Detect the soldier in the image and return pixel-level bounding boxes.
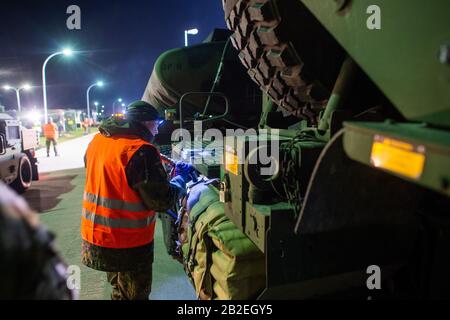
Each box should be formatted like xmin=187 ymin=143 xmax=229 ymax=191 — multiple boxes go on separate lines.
xmin=0 ymin=182 xmax=74 ymax=300
xmin=81 ymin=100 xmax=194 ymax=300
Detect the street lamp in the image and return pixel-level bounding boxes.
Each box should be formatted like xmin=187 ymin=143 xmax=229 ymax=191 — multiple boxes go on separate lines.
xmin=93 ymin=102 xmax=100 ymax=120
xmin=184 ymin=28 xmax=199 ymax=47
xmin=86 ymin=81 xmax=104 ymax=119
xmin=113 ymin=98 xmax=123 ymax=115
xmin=2 ymin=84 xmax=33 ymax=112
xmin=42 ymin=48 xmax=74 ymax=122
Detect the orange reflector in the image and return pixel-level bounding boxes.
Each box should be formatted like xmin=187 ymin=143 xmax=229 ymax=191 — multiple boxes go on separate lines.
xmin=225 ymin=151 xmax=239 ymax=175
xmin=370 ymin=135 xmax=426 ymax=179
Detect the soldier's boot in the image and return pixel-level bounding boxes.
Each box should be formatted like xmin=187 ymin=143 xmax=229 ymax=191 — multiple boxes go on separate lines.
xmin=106 ymin=268 xmax=152 ymax=300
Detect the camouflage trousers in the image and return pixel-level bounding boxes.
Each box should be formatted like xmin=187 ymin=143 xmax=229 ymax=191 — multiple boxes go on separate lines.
xmin=106 ymin=266 xmax=153 ymax=300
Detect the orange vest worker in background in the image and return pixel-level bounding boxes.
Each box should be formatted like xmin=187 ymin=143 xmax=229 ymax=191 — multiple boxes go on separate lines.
xmin=43 ymin=118 xmax=58 ymax=157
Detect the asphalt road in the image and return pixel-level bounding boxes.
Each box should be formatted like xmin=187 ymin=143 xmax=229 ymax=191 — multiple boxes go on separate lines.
xmin=35 ymin=133 xmax=94 ymax=173
xmin=23 ymin=132 xmax=195 ymax=300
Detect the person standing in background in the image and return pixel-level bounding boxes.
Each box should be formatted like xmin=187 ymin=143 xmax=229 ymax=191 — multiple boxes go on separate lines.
xmin=43 ymin=118 xmax=59 ymax=157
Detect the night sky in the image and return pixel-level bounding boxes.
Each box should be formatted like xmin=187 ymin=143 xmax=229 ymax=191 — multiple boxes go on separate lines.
xmin=0 ymin=0 xmax=226 ymax=115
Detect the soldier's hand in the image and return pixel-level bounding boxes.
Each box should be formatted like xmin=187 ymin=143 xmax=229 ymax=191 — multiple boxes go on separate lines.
xmin=174 ymin=161 xmax=196 ymax=184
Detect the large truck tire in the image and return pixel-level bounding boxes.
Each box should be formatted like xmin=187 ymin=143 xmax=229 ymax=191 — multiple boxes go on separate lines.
xmin=222 ymin=0 xmax=346 ymax=123
xmin=11 ymin=155 xmax=33 ymax=194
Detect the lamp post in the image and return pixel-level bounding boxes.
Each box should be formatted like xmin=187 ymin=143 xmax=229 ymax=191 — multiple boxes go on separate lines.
xmin=2 ymin=84 xmax=32 ymax=112
xmin=113 ymin=98 xmax=122 ymax=115
xmin=42 ymin=48 xmax=74 ymax=122
xmin=184 ymin=28 xmax=199 ymax=47
xmin=86 ymin=81 xmax=104 ymax=119
xmin=94 ymin=102 xmax=99 ymax=121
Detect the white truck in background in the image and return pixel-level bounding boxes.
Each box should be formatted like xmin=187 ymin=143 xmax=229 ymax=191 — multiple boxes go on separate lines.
xmin=0 ymin=113 xmax=39 ymax=193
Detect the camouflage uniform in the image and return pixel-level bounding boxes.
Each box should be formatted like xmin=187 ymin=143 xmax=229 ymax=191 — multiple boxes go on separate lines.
xmin=107 ymin=268 xmax=153 ymax=300
xmin=82 ymin=118 xmax=182 ymax=300
xmin=0 ymin=183 xmax=74 ymax=300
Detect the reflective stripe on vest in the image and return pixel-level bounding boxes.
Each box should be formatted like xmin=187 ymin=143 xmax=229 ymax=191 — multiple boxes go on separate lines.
xmin=82 ymin=208 xmax=155 ymax=229
xmin=84 ymin=192 xmax=146 ymax=212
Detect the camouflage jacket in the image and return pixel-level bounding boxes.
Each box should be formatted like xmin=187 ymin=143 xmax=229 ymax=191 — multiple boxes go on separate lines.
xmin=82 ymin=117 xmax=181 ymax=272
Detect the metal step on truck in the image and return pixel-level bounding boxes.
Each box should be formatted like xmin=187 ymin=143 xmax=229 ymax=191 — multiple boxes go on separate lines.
xmin=0 ymin=113 xmax=39 ymax=193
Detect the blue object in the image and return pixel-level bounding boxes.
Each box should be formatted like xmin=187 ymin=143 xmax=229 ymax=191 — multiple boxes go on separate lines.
xmin=174 ymin=161 xmax=196 ymax=184
xmin=187 ymin=183 xmax=209 ymax=212
xmin=170 ymin=175 xmax=187 ymax=197
xmin=166 ymin=209 xmax=178 ymax=220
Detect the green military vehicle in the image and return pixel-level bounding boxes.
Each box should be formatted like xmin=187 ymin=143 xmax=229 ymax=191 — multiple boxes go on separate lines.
xmin=144 ymin=0 xmax=450 ymax=299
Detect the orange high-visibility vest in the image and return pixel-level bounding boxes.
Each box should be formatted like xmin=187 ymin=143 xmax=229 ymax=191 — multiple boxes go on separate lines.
xmin=81 ymin=133 xmax=156 ymax=249
xmin=43 ymin=123 xmax=58 ymax=139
